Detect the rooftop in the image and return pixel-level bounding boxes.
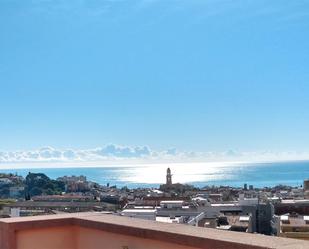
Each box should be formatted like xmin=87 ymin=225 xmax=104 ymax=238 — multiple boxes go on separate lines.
xmin=160 ymin=200 xmax=184 ymax=204
xmin=1 ymin=213 xmax=309 ymax=249
xmin=5 ymin=201 xmax=109 ymax=208
xmin=281 ymin=215 xmax=309 ymax=228
xmin=122 ymin=209 xmax=157 ymax=214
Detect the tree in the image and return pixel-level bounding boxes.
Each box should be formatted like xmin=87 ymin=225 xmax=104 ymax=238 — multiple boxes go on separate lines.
xmin=25 ymin=172 xmax=65 ymax=197
xmin=29 ymin=187 xmax=43 ymax=196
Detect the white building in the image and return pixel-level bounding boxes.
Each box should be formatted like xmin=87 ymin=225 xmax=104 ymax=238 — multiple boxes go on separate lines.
xmin=160 ymin=200 xmax=184 ymax=209
xmin=121 ymin=209 xmax=157 ymax=220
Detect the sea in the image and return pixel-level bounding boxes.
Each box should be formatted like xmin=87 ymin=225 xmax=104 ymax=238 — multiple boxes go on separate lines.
xmin=0 ymin=161 xmax=308 ymax=189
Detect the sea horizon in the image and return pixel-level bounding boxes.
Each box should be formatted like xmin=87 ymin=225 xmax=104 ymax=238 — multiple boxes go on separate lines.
xmin=0 ymin=158 xmax=309 ymax=169
xmin=1 ymin=160 xmax=308 ymax=189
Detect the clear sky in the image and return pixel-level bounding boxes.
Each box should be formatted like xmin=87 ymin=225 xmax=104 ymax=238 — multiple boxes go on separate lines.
xmin=0 ymin=0 xmax=309 ymax=163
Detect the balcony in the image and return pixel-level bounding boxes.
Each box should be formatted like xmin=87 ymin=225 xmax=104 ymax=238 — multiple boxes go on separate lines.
xmin=1 ymin=213 xmax=309 ymax=249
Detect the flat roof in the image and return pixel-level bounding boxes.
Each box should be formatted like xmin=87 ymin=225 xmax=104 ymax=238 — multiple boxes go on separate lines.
xmin=281 ymin=216 xmax=309 ymax=227
xmin=281 ymin=215 xmax=289 ymax=221
xmin=5 ymin=201 xmax=112 ymax=208
xmin=239 ymin=216 xmax=250 ymax=222
xmin=280 ymin=199 xmax=309 ymax=204
xmin=211 ymin=203 xmax=238 ymax=207
xmin=122 ymin=209 xmax=157 ymax=214
xmin=160 ymin=201 xmax=184 ymax=204
xmin=156 ymin=216 xmax=182 ymax=223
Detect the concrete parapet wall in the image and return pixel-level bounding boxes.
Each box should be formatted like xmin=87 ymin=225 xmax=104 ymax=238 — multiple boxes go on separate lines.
xmin=1 ymin=213 xmax=309 ymax=249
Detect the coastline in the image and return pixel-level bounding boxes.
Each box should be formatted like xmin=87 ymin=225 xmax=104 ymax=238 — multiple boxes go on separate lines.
xmin=0 ymin=160 xmax=308 ymax=189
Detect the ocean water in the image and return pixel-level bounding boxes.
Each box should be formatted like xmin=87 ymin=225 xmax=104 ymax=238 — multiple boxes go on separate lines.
xmin=0 ymin=161 xmax=308 ymax=188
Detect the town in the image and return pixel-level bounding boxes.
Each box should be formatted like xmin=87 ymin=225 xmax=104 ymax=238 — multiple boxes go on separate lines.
xmin=0 ymin=168 xmax=309 ymax=241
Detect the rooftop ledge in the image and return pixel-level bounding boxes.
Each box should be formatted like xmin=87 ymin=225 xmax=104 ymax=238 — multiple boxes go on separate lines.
xmin=1 ymin=213 xmax=309 ymax=249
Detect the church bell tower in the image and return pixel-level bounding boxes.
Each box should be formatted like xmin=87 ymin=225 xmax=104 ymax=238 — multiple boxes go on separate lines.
xmin=166 ymin=168 xmax=172 ymax=185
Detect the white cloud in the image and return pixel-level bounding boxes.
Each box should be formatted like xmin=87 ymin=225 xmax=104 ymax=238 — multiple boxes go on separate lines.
xmin=0 ymin=145 xmax=308 ymax=165
xmin=0 ymin=145 xmax=154 ymax=164
xmin=91 ymin=144 xmax=151 ymax=158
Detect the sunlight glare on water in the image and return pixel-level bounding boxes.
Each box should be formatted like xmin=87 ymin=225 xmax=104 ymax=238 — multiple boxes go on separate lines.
xmin=119 ymin=162 xmax=245 ymax=184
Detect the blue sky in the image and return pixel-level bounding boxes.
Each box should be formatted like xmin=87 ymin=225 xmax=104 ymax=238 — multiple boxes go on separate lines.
xmin=0 ymin=0 xmax=309 ymax=163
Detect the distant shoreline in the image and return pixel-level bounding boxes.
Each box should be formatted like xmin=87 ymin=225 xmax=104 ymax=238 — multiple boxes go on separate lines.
xmin=0 ymin=161 xmax=308 ymax=189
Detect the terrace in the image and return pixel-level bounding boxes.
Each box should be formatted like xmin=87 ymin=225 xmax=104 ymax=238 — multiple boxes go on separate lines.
xmin=1 ymin=213 xmax=309 ymax=249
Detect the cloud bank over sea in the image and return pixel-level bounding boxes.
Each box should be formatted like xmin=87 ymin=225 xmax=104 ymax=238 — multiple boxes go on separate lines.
xmin=0 ymin=145 xmax=309 ymax=166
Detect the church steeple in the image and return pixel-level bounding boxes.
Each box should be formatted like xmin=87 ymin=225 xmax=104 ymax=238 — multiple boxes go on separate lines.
xmin=166 ymin=168 xmax=172 ymax=185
